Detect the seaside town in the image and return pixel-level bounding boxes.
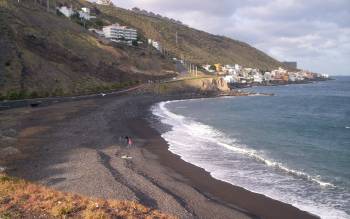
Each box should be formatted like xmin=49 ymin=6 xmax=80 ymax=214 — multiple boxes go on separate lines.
xmin=205 ymin=64 xmax=330 ymax=88
xmin=57 ymin=4 xmax=330 ymax=90
xmin=56 ymin=2 xmax=330 ymax=89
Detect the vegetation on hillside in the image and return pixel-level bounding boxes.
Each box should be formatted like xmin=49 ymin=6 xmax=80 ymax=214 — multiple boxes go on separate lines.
xmin=0 ymin=0 xmax=288 ymax=100
xmin=0 ymin=173 xmax=173 ymax=218
xmin=0 ymin=0 xmax=176 ymax=99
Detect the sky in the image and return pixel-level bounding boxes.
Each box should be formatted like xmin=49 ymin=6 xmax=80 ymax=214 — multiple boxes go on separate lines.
xmin=114 ymin=0 xmax=350 ymax=75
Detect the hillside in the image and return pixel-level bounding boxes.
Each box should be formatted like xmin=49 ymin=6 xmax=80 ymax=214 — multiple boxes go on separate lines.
xmin=0 ymin=0 xmax=176 ymax=99
xmin=93 ymin=3 xmax=285 ymax=70
xmin=0 ymin=0 xmax=289 ymax=100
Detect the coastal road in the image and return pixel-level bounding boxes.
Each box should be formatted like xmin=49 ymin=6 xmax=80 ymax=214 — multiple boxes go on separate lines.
xmin=0 ymin=84 xmax=145 ymax=110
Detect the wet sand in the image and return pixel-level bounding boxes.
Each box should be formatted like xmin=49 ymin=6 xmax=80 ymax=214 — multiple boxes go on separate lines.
xmin=0 ymin=92 xmax=319 ymax=219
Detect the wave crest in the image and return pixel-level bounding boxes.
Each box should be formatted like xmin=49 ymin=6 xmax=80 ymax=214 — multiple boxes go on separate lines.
xmin=153 ymin=101 xmax=335 ymax=189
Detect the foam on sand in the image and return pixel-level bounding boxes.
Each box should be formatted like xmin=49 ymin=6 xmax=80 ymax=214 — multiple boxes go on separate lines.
xmin=152 ymin=100 xmax=350 ymax=219
xmin=154 ymin=101 xmax=334 ymax=188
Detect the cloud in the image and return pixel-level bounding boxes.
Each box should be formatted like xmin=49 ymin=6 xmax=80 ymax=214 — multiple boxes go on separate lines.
xmin=115 ymin=0 xmax=350 ymax=75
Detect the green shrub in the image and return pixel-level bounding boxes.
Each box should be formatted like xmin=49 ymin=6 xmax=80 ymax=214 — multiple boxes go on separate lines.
xmin=30 ymin=91 xmax=39 ymax=99
xmin=6 ymin=91 xmax=19 ymax=100
xmin=52 ymin=88 xmax=64 ymax=97
xmin=17 ymin=90 xmax=28 ymax=99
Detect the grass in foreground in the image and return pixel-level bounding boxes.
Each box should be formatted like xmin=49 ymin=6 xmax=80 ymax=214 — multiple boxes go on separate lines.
xmin=0 ymin=174 xmax=174 ymax=218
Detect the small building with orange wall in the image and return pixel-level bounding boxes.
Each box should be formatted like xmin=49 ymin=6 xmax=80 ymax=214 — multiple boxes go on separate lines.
xmin=214 ymin=64 xmax=222 ymax=72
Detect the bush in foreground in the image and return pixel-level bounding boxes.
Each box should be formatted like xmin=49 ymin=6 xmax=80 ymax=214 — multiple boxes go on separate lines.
xmin=0 ymin=174 xmax=174 ymax=218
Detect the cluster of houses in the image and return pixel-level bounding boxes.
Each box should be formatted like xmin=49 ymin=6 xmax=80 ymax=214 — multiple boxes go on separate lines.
xmin=57 ymin=5 xmax=138 ymax=46
xmin=56 ymin=4 xmax=329 ymax=86
xmin=203 ymin=64 xmax=329 ymax=85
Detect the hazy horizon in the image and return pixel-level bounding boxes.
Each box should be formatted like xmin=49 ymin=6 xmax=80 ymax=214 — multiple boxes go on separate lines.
xmin=113 ymin=0 xmax=350 ymax=76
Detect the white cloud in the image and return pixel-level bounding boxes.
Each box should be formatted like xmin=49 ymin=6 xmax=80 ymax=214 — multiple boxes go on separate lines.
xmin=115 ymin=0 xmax=350 ymax=75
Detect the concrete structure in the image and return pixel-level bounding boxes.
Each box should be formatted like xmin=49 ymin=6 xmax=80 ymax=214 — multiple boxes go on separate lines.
xmin=103 ymin=24 xmax=137 ymax=42
xmin=148 ymin=39 xmax=162 ymax=51
xmin=57 ymin=6 xmax=74 ymax=18
xmin=283 ymin=61 xmax=298 ymax=69
xmin=89 ymin=28 xmax=105 ymax=37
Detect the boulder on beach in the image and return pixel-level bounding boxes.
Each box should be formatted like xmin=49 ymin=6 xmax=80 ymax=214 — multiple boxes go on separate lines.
xmin=0 ymin=166 xmax=6 ymax=173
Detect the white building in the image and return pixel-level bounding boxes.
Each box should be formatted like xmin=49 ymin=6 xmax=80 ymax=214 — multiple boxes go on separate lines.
xmin=289 ymin=73 xmax=297 ymax=82
xmin=235 ymin=64 xmax=242 ymax=71
xmin=223 ymin=65 xmax=238 ymax=75
xmin=96 ymin=0 xmax=112 ymax=5
xmin=271 ymin=67 xmax=288 ymax=79
xmin=253 ymin=73 xmax=263 ymax=83
xmin=264 ymin=72 xmax=272 ymax=82
xmin=58 ymin=6 xmax=74 ymax=18
xmin=202 ymin=64 xmax=215 ymax=73
xmin=78 ymin=7 xmax=96 ymax=20
xmin=223 ymin=75 xmax=233 ymax=83
xmin=152 ymin=41 xmax=161 ymax=51
xmin=148 ymin=39 xmax=162 ymax=51
xmin=103 ymin=24 xmax=138 ymax=42
xmin=223 ymin=75 xmax=238 ymax=83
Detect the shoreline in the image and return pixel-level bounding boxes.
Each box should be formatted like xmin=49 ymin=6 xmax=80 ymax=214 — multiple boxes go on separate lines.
xmin=129 ymin=98 xmax=319 ymax=219
xmin=0 ymin=92 xmax=319 ymax=219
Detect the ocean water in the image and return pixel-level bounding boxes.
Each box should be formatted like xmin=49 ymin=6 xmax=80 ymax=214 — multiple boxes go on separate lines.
xmin=152 ymin=76 xmax=350 ymax=219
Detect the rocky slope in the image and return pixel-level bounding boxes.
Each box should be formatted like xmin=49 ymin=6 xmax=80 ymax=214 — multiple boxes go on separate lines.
xmin=0 ymin=0 xmax=176 ymax=99
xmin=0 ymin=0 xmax=288 ymax=100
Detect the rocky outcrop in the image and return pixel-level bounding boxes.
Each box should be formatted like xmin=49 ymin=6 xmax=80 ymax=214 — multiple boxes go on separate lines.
xmin=143 ymin=77 xmax=230 ymax=95
xmin=184 ymin=77 xmax=230 ymax=92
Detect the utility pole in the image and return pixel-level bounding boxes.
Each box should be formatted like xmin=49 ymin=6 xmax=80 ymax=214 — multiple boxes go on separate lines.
xmin=175 ymin=31 xmax=178 ymax=47
xmin=47 ymin=0 xmax=49 ymax=12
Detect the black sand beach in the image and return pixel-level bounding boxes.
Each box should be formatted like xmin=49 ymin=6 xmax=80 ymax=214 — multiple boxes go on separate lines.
xmin=0 ymin=91 xmax=319 ymax=219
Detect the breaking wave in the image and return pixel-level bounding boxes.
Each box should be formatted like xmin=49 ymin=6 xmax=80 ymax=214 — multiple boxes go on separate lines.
xmin=153 ymin=101 xmax=334 ymax=188
xmin=152 ymin=100 xmax=350 ymax=219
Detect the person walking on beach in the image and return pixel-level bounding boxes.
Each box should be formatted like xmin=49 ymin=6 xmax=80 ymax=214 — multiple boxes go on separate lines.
xmin=124 ymin=136 xmax=129 ymax=145
xmin=128 ymin=136 xmax=133 ymax=147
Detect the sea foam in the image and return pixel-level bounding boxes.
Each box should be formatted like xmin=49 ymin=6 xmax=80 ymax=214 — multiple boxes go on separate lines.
xmin=154 ymin=101 xmax=334 ymax=188
xmin=152 ymin=100 xmax=350 ymax=219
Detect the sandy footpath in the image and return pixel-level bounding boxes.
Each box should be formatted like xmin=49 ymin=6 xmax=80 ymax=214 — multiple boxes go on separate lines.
xmin=0 ymin=92 xmax=318 ymax=219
